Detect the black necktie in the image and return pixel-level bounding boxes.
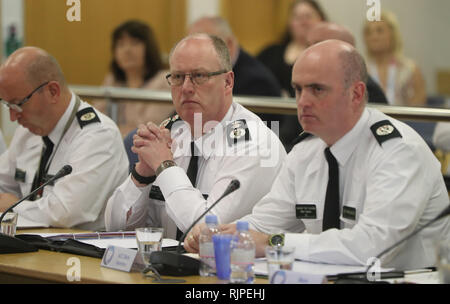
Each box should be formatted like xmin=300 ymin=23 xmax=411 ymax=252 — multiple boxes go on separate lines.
xmin=176 ymin=141 xmax=199 ymax=240
xmin=30 ymin=136 xmax=54 ymax=200
xmin=322 ymin=147 xmax=340 ymax=231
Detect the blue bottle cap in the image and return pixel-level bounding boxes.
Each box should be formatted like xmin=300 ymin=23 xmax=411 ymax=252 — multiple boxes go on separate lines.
xmin=236 ymin=221 xmax=249 ymax=231
xmin=205 ymin=214 xmax=218 ymax=224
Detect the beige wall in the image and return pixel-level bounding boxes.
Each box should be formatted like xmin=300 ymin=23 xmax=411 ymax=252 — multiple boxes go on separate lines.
xmin=20 ymin=0 xmax=450 ymax=95
xmin=222 ymin=0 xmax=293 ymax=55
xmin=25 ymin=0 xmax=186 ymax=86
xmin=317 ymin=0 xmax=450 ymax=97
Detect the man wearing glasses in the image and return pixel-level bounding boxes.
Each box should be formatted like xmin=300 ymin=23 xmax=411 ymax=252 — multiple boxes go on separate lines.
xmin=105 ymin=34 xmax=286 ymax=239
xmin=183 ymin=40 xmax=449 ymax=271
xmin=0 ymin=47 xmax=128 ymax=230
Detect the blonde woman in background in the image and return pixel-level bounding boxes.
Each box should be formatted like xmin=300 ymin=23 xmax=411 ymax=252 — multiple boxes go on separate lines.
xmin=363 ymin=11 xmax=426 ymax=107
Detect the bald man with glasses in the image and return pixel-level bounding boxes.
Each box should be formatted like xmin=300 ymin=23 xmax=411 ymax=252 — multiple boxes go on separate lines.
xmin=105 ymin=34 xmax=286 ymax=240
xmin=0 ymin=47 xmax=128 ymax=230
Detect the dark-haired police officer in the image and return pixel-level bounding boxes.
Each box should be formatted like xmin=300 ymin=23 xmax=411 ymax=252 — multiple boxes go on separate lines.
xmin=105 ymin=34 xmax=286 ymax=239
xmin=184 ymin=40 xmax=450 ymax=271
xmin=0 ymin=47 xmax=128 ymax=230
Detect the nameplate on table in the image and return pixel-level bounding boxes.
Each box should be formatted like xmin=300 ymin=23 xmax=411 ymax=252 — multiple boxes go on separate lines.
xmin=270 ymin=270 xmax=327 ymax=284
xmin=101 ymin=245 xmax=144 ymax=272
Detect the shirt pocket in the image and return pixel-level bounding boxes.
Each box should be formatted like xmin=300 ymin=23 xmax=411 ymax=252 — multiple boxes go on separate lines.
xmin=296 ymin=202 xmax=322 ymax=234
xmin=340 ymin=201 xmax=361 ymax=228
xmin=15 ymin=162 xmax=36 ymax=195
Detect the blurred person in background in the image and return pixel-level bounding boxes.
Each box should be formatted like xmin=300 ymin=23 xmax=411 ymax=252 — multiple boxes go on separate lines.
xmin=94 ymin=20 xmax=173 ymax=136
xmin=258 ymin=0 xmax=327 ymax=97
xmin=188 ymin=16 xmax=283 ymax=130
xmin=307 ymin=22 xmax=388 ymax=104
xmin=363 ymin=11 xmax=426 ymax=107
xmin=188 ymin=16 xmax=282 ymax=98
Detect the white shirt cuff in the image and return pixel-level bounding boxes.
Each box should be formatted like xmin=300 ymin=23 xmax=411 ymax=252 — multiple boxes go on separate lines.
xmin=121 ymin=174 xmax=151 ymax=211
xmin=285 ymin=232 xmax=311 ymax=261
xmin=157 ymin=166 xmax=192 ymax=198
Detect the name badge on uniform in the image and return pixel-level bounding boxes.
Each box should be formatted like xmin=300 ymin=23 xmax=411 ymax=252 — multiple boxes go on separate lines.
xmin=149 ymin=185 xmax=209 ymax=201
xmin=14 ymin=168 xmax=26 ymax=183
xmin=296 ymin=204 xmax=317 ymax=219
xmin=342 ymin=206 xmax=356 ymax=221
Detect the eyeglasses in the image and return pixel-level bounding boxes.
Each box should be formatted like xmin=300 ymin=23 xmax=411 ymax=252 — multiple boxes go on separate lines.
xmin=0 ymin=81 xmax=49 ymax=113
xmin=166 ymin=70 xmax=227 ymax=86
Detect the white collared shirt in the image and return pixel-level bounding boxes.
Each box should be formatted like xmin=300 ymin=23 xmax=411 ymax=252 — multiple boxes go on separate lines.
xmin=0 ymin=93 xmax=129 ymax=230
xmin=105 ymin=102 xmax=287 ymax=238
xmin=242 ymin=107 xmax=450 ymax=270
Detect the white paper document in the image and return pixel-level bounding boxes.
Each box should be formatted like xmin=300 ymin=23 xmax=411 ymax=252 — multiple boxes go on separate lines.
xmin=0 ymin=212 xmax=49 ymax=229
xmin=80 ymin=237 xmax=179 ymax=249
xmin=255 ymin=258 xmax=393 ymax=277
xmin=32 ymin=232 xmax=179 ymax=249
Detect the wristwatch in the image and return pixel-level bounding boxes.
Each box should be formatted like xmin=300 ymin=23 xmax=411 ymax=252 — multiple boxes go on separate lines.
xmin=155 ymin=160 xmax=177 ymax=176
xmin=131 ymin=164 xmax=156 ymax=185
xmin=268 ymin=233 xmax=285 ymax=247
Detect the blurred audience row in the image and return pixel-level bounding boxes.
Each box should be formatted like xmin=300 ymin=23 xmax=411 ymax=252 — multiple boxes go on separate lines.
xmin=86 ymin=0 xmax=446 ymax=158
xmin=96 ymin=0 xmax=430 ymax=133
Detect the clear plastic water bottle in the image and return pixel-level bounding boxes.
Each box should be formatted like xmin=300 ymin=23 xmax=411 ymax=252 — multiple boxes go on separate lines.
xmin=230 ymin=221 xmax=255 ymax=284
xmin=199 ymin=214 xmax=219 ymax=277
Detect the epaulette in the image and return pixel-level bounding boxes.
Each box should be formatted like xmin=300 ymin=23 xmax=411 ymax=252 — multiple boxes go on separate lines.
xmin=291 ymin=132 xmax=312 ymax=146
xmin=76 ymin=107 xmax=101 ymax=128
xmin=226 ymin=119 xmax=251 ymax=146
xmin=370 ymin=120 xmax=402 ymax=146
xmin=160 ymin=113 xmax=181 ymax=130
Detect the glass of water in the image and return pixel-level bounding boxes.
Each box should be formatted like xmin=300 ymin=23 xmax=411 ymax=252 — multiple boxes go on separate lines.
xmin=265 ymin=246 xmax=295 ymax=280
xmin=135 ymin=227 xmax=164 ymax=267
xmin=1 ymin=212 xmax=18 ymax=236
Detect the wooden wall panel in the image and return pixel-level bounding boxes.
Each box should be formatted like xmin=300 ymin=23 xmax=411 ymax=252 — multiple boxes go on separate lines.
xmin=25 ymin=0 xmax=186 ymax=85
xmin=437 ymin=70 xmax=450 ymax=97
xmin=221 ymin=0 xmax=293 ymax=55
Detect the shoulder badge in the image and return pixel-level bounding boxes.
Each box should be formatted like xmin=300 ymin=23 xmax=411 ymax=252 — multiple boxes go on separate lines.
xmin=160 ymin=113 xmax=181 ymax=130
xmin=370 ymin=120 xmax=402 ymax=146
xmin=226 ymin=119 xmax=251 ymax=146
xmin=291 ymin=132 xmax=312 ymax=146
xmin=76 ymin=107 xmax=101 ymax=128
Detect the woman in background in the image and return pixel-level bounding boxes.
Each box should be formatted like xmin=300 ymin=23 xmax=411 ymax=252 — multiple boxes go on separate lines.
xmin=97 ymin=20 xmax=173 ymax=136
xmin=257 ymin=0 xmax=327 ymax=97
xmin=363 ymin=11 xmax=426 ymax=107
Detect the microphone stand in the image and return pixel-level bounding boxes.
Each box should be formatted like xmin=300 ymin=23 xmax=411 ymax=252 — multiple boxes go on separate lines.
xmin=0 ymin=165 xmax=72 ymax=254
xmin=334 ymin=205 xmax=450 ymax=284
xmin=149 ymin=180 xmax=240 ymax=278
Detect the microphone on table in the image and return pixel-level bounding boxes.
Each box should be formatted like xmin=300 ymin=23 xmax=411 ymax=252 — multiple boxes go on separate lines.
xmin=150 ymin=179 xmax=240 ymax=277
xmin=0 ymin=165 xmax=73 ymax=254
xmin=334 ymin=204 xmax=450 ymax=284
